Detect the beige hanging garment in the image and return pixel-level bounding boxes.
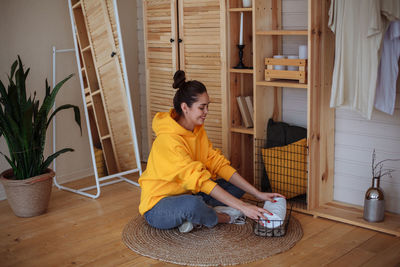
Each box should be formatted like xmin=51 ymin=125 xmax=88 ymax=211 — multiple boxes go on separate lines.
xmin=329 ymin=0 xmax=383 ymax=119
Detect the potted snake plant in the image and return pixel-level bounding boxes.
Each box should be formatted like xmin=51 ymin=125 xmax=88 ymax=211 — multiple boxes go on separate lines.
xmin=0 ymin=56 xmax=81 ymax=217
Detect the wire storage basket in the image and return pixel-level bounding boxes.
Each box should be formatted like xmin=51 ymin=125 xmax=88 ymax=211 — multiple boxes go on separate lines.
xmin=254 ymin=138 xmax=308 ymax=210
xmin=253 ymin=202 xmax=293 ymax=237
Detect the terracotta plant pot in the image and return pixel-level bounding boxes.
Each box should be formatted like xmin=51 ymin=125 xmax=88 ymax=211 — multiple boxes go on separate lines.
xmin=0 ymin=168 xmax=55 ymax=217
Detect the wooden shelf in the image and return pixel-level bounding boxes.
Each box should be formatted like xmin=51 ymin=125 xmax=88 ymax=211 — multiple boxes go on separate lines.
xmin=256 ymin=30 xmax=308 ymax=36
xmin=82 ymin=45 xmax=91 ymax=52
xmin=72 ymin=0 xmax=81 ymax=9
xmin=230 ymin=127 xmax=254 ymax=135
xmin=92 ymin=89 xmax=101 ymax=95
xmin=312 ymin=201 xmax=400 ymax=237
xmin=229 ymin=8 xmax=252 ymax=12
xmin=256 ymin=80 xmax=308 ymax=89
xmin=101 ymin=134 xmax=111 ymax=140
xmin=230 ymin=68 xmax=254 ymax=74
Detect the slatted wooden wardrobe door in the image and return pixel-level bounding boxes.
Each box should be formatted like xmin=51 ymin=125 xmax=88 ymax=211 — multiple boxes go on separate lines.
xmin=143 ymin=0 xmax=179 ymax=143
xmin=82 ymin=0 xmax=137 ymax=173
xmin=178 ymin=0 xmax=226 ymax=150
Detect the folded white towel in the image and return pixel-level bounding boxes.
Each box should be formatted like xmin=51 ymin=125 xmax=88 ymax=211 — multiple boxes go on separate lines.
xmin=261 ymin=197 xmax=286 ymax=228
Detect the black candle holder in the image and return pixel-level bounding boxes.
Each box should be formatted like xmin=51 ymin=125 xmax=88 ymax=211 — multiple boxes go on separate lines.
xmin=233 ymin=44 xmax=252 ymax=69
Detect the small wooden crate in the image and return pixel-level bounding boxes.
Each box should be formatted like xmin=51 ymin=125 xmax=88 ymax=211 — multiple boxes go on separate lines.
xmin=264 ymin=58 xmax=307 ymax=84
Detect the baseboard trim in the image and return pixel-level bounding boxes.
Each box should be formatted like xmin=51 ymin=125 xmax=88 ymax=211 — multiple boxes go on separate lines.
xmin=54 ymin=168 xmax=94 ymax=184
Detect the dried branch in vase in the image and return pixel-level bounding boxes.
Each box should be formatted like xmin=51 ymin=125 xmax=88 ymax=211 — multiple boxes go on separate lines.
xmin=371 ymin=149 xmax=400 ymax=180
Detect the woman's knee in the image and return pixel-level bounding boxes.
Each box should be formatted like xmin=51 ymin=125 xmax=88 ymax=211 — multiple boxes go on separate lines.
xmin=143 ymin=195 xmax=209 ymax=229
xmin=181 ymin=195 xmax=208 ymax=213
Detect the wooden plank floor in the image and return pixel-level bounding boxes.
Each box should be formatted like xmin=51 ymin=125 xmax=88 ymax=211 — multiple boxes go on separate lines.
xmin=1 ymin=177 xmax=399 ymax=267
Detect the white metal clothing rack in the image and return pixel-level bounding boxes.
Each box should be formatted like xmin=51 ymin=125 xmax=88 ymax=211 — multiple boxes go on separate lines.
xmin=51 ymin=0 xmax=141 ymax=199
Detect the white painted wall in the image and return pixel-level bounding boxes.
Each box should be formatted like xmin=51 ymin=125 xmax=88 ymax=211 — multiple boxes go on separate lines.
xmin=281 ymin=0 xmax=308 ymax=128
xmin=0 ymin=0 xmax=92 ymax=201
xmin=280 ymin=1 xmax=308 ymax=128
xmin=281 ymin=0 xmax=400 ymax=214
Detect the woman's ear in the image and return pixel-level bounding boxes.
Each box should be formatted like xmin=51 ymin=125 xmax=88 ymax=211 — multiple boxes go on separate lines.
xmin=181 ymin=102 xmax=189 ymax=115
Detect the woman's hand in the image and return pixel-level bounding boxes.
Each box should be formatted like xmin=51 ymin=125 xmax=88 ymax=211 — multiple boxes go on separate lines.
xmin=255 ymin=192 xmax=285 ymax=202
xmin=227 ymin=172 xmax=285 ymax=204
xmin=239 ymin=202 xmax=272 ymax=221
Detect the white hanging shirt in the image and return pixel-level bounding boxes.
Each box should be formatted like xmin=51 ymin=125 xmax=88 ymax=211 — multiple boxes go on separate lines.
xmin=329 ymin=0 xmax=384 ymax=119
xmin=374 ymin=21 xmax=400 ymax=115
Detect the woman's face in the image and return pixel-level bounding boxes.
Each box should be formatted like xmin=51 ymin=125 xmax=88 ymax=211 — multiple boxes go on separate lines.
xmin=181 ymin=92 xmax=210 ymax=129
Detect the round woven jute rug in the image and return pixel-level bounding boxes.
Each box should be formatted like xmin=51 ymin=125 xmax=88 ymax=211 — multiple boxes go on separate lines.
xmin=122 ymin=215 xmax=303 ymax=266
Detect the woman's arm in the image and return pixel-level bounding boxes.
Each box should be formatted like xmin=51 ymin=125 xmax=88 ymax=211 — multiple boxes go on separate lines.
xmin=209 ymin=185 xmax=272 ymax=221
xmin=228 ymin=172 xmax=285 ymax=202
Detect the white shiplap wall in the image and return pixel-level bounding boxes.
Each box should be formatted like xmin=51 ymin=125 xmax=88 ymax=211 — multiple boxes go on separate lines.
xmin=281 ymin=0 xmax=400 ymax=214
xmin=334 ymin=98 xmax=400 ymax=213
xmin=282 ymin=0 xmax=308 ymax=128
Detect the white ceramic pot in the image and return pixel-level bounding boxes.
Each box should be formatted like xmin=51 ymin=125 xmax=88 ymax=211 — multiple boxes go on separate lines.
xmin=287 ymin=55 xmax=299 ymax=71
xmin=242 ymin=0 xmax=252 ymax=8
xmin=273 ymin=55 xmax=286 ymax=70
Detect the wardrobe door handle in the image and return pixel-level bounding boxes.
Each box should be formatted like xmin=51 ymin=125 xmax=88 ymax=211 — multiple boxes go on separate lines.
xmin=178 ymin=38 xmax=182 ymax=43
xmin=170 ymin=38 xmax=175 ymax=43
xmin=111 ymin=51 xmax=116 ymax=57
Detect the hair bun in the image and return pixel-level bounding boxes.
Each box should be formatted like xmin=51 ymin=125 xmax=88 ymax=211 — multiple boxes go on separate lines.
xmin=173 ymin=70 xmax=186 ymax=89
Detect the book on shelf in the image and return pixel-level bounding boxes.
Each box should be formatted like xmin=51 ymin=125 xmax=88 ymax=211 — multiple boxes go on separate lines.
xmin=244 ymin=96 xmax=254 ymax=122
xmin=236 ymin=96 xmax=253 ymax=128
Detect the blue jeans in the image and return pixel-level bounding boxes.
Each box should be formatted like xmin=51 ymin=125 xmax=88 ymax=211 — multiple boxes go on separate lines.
xmin=144 ymin=179 xmax=245 ymax=229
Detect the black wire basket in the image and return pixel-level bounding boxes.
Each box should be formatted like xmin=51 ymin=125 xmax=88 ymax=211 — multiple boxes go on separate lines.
xmin=252 ymin=201 xmax=293 ymax=237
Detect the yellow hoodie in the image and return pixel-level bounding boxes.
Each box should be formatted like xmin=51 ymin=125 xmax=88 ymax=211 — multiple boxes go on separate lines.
xmin=138 ymin=109 xmax=236 ymax=215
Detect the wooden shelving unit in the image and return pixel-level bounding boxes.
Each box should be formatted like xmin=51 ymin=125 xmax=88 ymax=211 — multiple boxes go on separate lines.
xmin=227 ymin=0 xmax=400 ymax=236
xmin=227 ymin=0 xmax=254 ymax=183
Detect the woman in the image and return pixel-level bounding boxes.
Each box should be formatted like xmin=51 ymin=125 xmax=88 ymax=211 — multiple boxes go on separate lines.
xmin=139 ymin=70 xmax=284 ymax=233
